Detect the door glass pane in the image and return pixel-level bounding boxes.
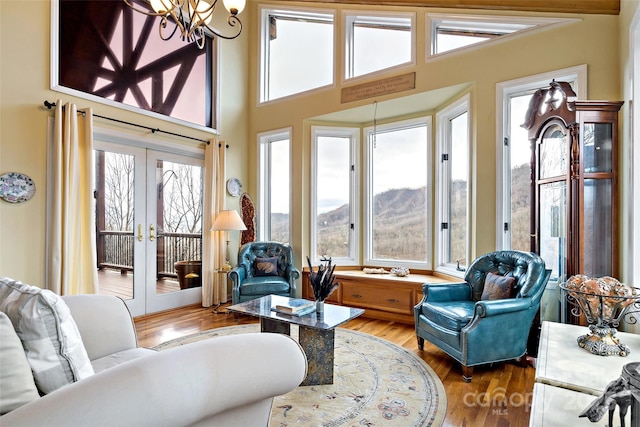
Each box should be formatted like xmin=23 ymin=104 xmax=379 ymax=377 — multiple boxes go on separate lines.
xmin=583 ymin=123 xmax=613 ymax=173
xmin=94 ymin=150 xmax=135 ymax=300
xmin=539 ymin=181 xmax=567 ymax=284
xmin=509 ymin=94 xmax=532 ymax=251
xmin=583 ymin=178 xmax=612 ymax=276
xmin=316 ymin=136 xmax=350 ymax=258
xmin=539 ymin=124 xmax=567 ymax=179
xmin=156 ymin=160 xmax=203 ymax=294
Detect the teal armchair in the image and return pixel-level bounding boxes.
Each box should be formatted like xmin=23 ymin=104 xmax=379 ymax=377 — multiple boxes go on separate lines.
xmin=229 ymin=242 xmax=300 ymax=305
xmin=414 ymin=250 xmax=550 ymax=382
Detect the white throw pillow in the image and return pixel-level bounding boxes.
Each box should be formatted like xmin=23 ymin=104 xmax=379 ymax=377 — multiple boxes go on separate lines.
xmin=0 ymin=312 xmax=40 ymax=414
xmin=0 ymin=278 xmax=94 ymax=395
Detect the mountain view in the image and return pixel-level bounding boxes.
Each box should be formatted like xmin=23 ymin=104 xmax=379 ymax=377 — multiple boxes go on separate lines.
xmin=270 ymin=163 xmax=531 ymax=260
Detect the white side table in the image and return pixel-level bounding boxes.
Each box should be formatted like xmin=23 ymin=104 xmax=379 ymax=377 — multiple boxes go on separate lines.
xmin=529 ymin=383 xmax=631 ymax=427
xmin=536 ymin=321 xmax=640 ymax=396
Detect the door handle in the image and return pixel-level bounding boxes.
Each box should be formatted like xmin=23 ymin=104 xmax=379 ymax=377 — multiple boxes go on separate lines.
xmin=137 ymin=224 xmax=144 ymax=242
xmin=149 ymin=224 xmax=156 ymax=241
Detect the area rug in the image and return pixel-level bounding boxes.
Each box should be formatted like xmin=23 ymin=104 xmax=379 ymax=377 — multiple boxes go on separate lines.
xmin=154 ymin=324 xmax=446 ymax=426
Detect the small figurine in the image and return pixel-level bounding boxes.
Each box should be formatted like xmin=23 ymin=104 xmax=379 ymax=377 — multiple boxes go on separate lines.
xmin=579 ymin=375 xmax=633 ymax=427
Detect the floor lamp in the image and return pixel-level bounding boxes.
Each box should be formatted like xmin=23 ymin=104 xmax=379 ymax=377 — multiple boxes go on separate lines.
xmin=211 ymin=209 xmax=247 ymax=272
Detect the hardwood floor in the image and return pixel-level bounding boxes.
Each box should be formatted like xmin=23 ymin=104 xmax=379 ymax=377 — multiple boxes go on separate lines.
xmin=134 ymin=304 xmax=535 ymax=427
xmin=97 ymin=269 xmax=182 ymax=300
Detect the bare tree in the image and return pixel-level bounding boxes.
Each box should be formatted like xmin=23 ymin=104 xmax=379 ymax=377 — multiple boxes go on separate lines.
xmin=160 ymin=161 xmax=203 ymax=234
xmin=104 ymin=152 xmax=134 ymax=231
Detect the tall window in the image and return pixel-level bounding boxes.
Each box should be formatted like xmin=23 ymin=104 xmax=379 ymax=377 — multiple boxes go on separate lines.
xmin=260 ymin=7 xmax=334 ymax=102
xmin=345 ymin=12 xmax=414 ymax=80
xmin=436 ymin=95 xmax=470 ymax=274
xmin=364 ymin=118 xmax=431 ymax=268
xmin=427 ymin=14 xmax=577 ymax=58
xmin=497 ymin=66 xmax=586 ymax=250
xmin=311 ymin=127 xmax=359 ymax=264
xmin=258 ymin=129 xmax=291 ymax=243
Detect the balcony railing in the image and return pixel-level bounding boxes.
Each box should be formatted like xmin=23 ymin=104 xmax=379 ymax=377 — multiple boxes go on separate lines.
xmin=97 ymin=230 xmax=202 ymax=277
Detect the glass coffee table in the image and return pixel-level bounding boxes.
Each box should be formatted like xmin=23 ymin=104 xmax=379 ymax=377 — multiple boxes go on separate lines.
xmin=227 ymin=295 xmax=364 ymax=386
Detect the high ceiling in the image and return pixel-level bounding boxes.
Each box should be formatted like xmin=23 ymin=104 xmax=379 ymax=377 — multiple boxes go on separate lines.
xmin=308 ymin=0 xmax=618 ymax=123
xmin=288 ymin=0 xmax=620 ymax=15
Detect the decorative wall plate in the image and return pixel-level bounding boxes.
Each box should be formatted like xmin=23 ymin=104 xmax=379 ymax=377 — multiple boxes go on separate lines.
xmin=226 ymin=178 xmax=242 ymax=197
xmin=0 ymin=172 xmax=36 ymax=203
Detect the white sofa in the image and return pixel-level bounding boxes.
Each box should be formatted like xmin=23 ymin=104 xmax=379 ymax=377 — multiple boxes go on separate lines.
xmin=0 ymin=292 xmax=307 ymax=427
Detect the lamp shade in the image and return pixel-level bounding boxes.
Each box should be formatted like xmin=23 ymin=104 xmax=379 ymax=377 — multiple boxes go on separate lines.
xmin=222 ymin=0 xmax=246 ymax=15
xmin=211 ymin=210 xmax=247 ymax=231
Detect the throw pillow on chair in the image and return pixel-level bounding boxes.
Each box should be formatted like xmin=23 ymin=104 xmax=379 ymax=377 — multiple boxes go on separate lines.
xmin=254 ymin=257 xmax=279 ymax=276
xmin=481 ymin=272 xmax=517 ymax=300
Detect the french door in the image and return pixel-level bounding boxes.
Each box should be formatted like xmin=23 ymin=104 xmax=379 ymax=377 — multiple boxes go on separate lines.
xmin=94 ymin=141 xmax=204 ymax=316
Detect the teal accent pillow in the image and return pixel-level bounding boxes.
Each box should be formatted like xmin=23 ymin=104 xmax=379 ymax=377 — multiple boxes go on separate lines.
xmin=481 ymin=272 xmax=516 ymax=300
xmin=254 ymin=257 xmax=279 ymax=276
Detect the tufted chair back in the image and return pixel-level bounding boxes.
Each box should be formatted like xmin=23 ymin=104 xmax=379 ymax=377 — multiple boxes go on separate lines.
xmin=237 ymin=241 xmax=294 ymax=278
xmin=464 ymin=250 xmax=547 ymax=302
xmin=414 ymin=250 xmax=549 ymax=382
xmin=230 ymin=241 xmax=300 ymax=305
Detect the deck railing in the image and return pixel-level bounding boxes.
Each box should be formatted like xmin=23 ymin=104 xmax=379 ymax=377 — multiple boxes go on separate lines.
xmin=97 ymin=230 xmax=202 ymax=277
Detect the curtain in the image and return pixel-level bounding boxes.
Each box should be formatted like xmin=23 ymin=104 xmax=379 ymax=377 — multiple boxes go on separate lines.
xmin=48 ymin=101 xmax=99 ymax=295
xmin=202 ymin=140 xmax=227 ymax=306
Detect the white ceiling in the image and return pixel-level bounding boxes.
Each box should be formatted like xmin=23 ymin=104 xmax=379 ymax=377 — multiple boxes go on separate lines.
xmin=311 ymin=82 xmax=472 ymax=124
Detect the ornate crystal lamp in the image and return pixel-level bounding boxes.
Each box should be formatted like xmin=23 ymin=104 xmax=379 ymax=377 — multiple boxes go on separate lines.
xmin=211 ymin=209 xmax=247 ymax=270
xmin=122 ymin=0 xmax=246 ymax=48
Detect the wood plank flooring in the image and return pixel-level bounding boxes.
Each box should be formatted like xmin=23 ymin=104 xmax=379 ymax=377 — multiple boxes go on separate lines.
xmin=134 ymin=304 xmax=535 ymax=427
xmin=97 ymin=269 xmax=181 ymax=300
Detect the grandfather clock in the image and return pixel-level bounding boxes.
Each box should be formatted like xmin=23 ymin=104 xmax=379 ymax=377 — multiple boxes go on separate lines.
xmin=522 ymin=81 xmax=623 ymax=324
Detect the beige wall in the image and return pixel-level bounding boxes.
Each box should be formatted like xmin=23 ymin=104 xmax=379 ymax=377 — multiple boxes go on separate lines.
xmin=0 ymin=0 xmax=635 ymax=289
xmin=246 ymin=1 xmax=624 ymax=272
xmin=0 ymin=0 xmax=249 ymax=286
xmin=618 ymin=0 xmax=640 ymax=286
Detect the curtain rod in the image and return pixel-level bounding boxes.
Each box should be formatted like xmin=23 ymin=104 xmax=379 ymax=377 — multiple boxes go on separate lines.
xmin=43 ymin=100 xmax=210 ymax=144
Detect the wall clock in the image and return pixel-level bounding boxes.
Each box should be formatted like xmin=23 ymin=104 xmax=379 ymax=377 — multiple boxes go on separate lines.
xmin=226 ymin=178 xmax=242 ymax=197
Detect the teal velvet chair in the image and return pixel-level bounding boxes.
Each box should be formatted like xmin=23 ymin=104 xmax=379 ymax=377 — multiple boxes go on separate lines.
xmin=229 ymin=241 xmax=300 ymax=305
xmin=414 ymin=250 xmax=550 ymax=382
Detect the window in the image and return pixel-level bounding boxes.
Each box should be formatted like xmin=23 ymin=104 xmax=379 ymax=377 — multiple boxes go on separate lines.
xmin=54 ymin=0 xmax=218 ymax=132
xmin=364 ymin=118 xmax=431 ymax=268
xmin=311 ymin=127 xmax=359 ymax=264
xmin=258 ymin=129 xmax=291 ymax=243
xmin=260 ymin=7 xmax=334 ymax=102
xmin=496 ymin=65 xmax=586 ymax=251
xmin=427 ymin=14 xmax=577 ymax=58
xmin=436 ymin=95 xmax=470 ymax=275
xmin=345 ymin=12 xmax=414 ymax=80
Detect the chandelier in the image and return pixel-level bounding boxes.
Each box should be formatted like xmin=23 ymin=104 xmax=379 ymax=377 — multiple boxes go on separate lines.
xmin=122 ymin=0 xmax=245 ymax=48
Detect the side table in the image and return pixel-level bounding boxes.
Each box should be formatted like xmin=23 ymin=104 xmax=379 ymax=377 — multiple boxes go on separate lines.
xmin=536 ymin=321 xmax=640 ymax=396
xmin=530 ymin=321 xmax=639 ymax=426
xmin=227 ymin=295 xmax=364 ymax=386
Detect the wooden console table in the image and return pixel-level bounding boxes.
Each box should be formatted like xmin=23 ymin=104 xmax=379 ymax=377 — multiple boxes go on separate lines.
xmin=302 ymin=269 xmax=457 ymax=324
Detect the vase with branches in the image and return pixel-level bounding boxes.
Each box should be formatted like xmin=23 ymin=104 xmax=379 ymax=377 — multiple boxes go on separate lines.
xmin=307 ymin=256 xmax=339 ymax=312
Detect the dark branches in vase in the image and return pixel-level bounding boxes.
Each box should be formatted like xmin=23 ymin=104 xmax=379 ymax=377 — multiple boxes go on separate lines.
xmin=307 ymin=256 xmax=339 ymax=302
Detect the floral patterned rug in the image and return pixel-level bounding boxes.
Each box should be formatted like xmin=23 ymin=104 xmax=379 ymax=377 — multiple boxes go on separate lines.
xmin=154 ymin=324 xmax=446 ymax=426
